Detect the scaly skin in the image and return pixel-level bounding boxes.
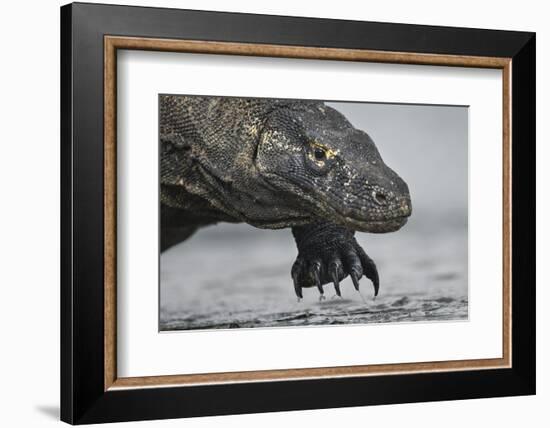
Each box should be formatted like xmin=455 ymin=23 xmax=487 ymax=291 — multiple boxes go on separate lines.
xmin=160 ymin=95 xmax=412 ymax=299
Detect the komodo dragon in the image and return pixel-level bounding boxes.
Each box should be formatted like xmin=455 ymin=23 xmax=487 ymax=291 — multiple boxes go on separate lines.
xmin=160 ymin=95 xmax=412 ymax=299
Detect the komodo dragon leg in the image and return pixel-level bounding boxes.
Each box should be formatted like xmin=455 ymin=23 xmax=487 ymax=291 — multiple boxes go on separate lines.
xmin=291 ymin=222 xmax=379 ymax=300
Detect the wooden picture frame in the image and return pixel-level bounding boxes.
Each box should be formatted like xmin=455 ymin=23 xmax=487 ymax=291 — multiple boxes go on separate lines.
xmin=61 ymin=2 xmax=535 ymax=424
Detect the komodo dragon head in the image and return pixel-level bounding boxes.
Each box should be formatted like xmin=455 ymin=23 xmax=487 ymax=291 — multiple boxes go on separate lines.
xmin=253 ymin=101 xmax=412 ymax=233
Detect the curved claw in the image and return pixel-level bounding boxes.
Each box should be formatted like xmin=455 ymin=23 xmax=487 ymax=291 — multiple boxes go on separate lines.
xmin=330 ymin=269 xmax=341 ymax=297
xmin=311 ymin=262 xmax=324 ymax=296
xmin=291 ymin=259 xmax=304 ymax=299
xmin=357 ymin=247 xmax=380 ymax=296
xmin=292 ymin=274 xmax=303 ymax=299
xmin=350 ymin=271 xmax=361 ymax=291
xmin=328 ymin=260 xmax=343 ymax=297
xmin=371 ymin=274 xmax=380 ymax=297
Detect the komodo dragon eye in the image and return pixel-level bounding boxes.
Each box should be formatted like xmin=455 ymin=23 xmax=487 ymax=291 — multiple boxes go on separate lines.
xmin=314 ymin=147 xmax=326 ymax=160
xmin=305 ymin=142 xmax=336 ymax=175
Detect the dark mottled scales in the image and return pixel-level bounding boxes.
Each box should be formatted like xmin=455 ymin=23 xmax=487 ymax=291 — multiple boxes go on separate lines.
xmin=160 ymin=95 xmax=412 ymax=298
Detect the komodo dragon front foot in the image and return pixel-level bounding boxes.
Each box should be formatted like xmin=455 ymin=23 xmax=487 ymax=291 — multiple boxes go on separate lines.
xmin=291 ymin=222 xmax=379 ymax=300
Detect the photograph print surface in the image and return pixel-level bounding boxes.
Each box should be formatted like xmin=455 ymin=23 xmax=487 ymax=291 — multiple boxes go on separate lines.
xmin=159 ymin=95 xmax=468 ymax=331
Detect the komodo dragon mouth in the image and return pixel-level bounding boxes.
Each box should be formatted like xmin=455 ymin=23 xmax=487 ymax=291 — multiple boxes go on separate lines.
xmin=317 ymin=191 xmax=412 ymax=233
xmin=346 ymin=214 xmax=410 ymax=233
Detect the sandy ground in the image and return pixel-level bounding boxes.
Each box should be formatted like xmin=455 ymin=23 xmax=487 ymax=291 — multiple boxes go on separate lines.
xmin=160 ymin=221 xmax=468 ymax=331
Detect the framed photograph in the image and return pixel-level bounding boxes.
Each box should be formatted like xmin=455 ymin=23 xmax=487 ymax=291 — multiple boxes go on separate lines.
xmin=61 ymin=2 xmax=535 ymax=424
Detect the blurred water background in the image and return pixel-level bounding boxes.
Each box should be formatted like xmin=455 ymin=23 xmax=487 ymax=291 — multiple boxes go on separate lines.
xmin=160 ymin=102 xmax=468 ymax=331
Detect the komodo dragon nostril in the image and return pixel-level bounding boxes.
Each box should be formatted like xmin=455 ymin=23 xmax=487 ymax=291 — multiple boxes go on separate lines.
xmin=373 ymin=191 xmax=388 ymax=206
